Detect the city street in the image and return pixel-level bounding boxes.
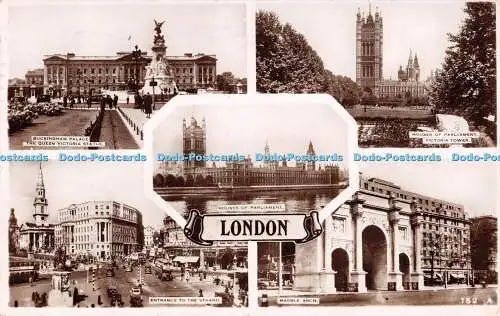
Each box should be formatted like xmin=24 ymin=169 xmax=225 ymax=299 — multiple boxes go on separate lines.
xmin=260 ymin=287 xmax=497 ymax=306
xmin=10 ymin=264 xmax=234 ymax=307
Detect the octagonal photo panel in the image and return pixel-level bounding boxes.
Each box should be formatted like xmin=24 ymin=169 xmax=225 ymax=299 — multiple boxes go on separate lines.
xmin=144 ymin=94 xmax=358 ymax=233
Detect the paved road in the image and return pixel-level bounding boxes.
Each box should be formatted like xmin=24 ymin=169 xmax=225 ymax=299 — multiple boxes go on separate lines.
xmin=100 ymin=110 xmax=139 ymax=149
xmin=261 ymin=287 xmax=497 ymax=306
xmin=9 ymin=110 xmax=99 ymax=149
xmin=10 ymin=265 xmax=223 ymax=307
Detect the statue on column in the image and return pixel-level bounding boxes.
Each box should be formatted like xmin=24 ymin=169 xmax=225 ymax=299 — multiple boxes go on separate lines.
xmin=153 ymin=20 xmax=165 ymax=44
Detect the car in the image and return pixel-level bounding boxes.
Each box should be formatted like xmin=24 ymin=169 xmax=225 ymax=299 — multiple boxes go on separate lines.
xmin=144 ymin=266 xmax=152 ymax=274
xmin=130 ymin=286 xmax=142 ymax=296
xmin=159 ymin=270 xmax=173 ymax=281
xmin=106 ymin=268 xmax=114 ymax=277
xmin=130 ymin=295 xmax=143 ymax=307
xmin=107 ymin=287 xmax=118 ymax=297
xmin=125 ymin=265 xmax=133 ymax=272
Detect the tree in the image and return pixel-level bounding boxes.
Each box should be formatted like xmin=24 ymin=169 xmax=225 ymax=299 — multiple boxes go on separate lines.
xmin=470 ymin=218 xmax=497 ymax=270
xmin=216 ymin=72 xmax=236 ymax=92
xmin=194 ymin=174 xmax=206 ymax=187
xmin=256 ymin=11 xmax=327 ymax=93
xmin=205 ymin=175 xmax=214 ymax=186
xmin=53 ymin=246 xmax=67 ymax=270
xmin=175 ymin=176 xmax=185 ymax=187
xmin=153 ymin=174 xmax=165 ymax=187
xmin=165 ymin=174 xmax=177 ymax=187
xmin=429 ymin=3 xmax=496 ymax=134
xmin=185 ymin=175 xmax=194 ymax=187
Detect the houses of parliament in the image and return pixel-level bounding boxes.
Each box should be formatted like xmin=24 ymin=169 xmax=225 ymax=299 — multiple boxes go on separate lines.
xmin=164 ymin=116 xmax=340 ymax=187
xmin=356 ymin=5 xmax=430 ymax=99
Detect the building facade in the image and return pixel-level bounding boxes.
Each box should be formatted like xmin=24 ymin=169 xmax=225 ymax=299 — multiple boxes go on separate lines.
xmin=163 ymin=216 xmax=247 ymax=269
xmin=19 ymin=164 xmax=55 ymax=254
xmin=144 ymin=226 xmax=155 ymax=249
xmin=355 ymin=6 xmax=429 ymax=98
xmin=361 ymin=177 xmax=471 ymax=279
xmin=178 ymin=117 xmax=340 ymax=186
xmin=292 ymin=176 xmax=472 ymax=293
xmin=53 ymin=201 xmax=144 ymax=259
xmin=42 ymin=52 xmax=216 ymax=97
xmin=8 ymin=68 xmax=45 ymax=100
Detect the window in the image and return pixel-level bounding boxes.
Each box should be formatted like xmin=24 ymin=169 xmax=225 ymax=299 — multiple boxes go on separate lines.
xmin=399 ymin=226 xmax=408 ymax=240
xmin=332 ymin=216 xmax=346 ymax=233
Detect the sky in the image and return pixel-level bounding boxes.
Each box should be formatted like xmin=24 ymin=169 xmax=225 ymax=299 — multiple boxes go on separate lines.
xmin=258 ymin=1 xmax=468 ymax=80
xmin=10 ymin=161 xmax=165 ymax=230
xmin=8 ymin=2 xmax=247 ymax=78
xmin=153 ymin=100 xmax=349 ymax=169
xmin=359 ymin=162 xmax=497 ymax=218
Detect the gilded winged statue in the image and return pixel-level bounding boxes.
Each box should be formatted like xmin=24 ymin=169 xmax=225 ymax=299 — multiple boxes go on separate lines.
xmin=154 ymin=20 xmax=165 ymax=34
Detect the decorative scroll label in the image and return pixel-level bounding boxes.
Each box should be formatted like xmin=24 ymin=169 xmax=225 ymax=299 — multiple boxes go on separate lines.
xmin=184 ymin=209 xmax=323 ymax=246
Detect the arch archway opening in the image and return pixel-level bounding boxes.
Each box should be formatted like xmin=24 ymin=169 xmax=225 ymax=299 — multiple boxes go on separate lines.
xmin=331 ymin=248 xmax=349 ymax=291
xmin=362 ymin=225 xmax=388 ymax=290
xmin=399 ymin=253 xmax=410 ymax=290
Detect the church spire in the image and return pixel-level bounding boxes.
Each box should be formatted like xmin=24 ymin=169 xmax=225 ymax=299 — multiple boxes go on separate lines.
xmin=36 ymin=162 xmax=44 ymax=188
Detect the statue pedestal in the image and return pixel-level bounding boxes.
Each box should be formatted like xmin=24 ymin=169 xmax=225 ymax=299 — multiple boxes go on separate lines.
xmin=48 ymin=271 xmax=73 ymax=307
xmin=410 ymin=272 xmax=424 ymax=290
xmin=48 ymin=289 xmax=72 ymax=307
xmin=350 ymin=271 xmax=367 ymax=293
xmin=387 ymin=272 xmax=404 ymax=291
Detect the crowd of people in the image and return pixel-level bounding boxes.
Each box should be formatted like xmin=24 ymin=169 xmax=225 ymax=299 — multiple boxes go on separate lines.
xmin=134 ymin=92 xmax=154 ymax=118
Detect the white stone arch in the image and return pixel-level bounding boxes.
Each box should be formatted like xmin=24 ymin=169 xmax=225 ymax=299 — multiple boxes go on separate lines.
xmin=360 ymin=214 xmax=392 ymax=272
xmin=360 ymin=222 xmax=390 ymax=290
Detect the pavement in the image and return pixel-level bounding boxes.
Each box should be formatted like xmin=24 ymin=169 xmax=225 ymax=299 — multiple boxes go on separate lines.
xmin=259 ymin=286 xmax=498 ymax=306
xmin=116 ymin=101 xmax=170 ymax=148
xmin=100 ymin=109 xmax=139 ymax=149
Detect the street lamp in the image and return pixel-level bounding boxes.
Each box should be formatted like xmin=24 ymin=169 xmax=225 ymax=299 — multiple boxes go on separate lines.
xmin=132 ymin=45 xmax=142 ymax=94
xmin=150 ymin=75 xmax=157 ymax=110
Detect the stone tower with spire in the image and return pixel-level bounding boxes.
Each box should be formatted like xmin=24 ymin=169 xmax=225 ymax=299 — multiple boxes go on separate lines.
xmin=33 ymin=163 xmax=49 ymax=226
xmin=306 ymin=141 xmax=316 ymax=171
xmin=356 ymin=4 xmax=383 ymax=94
xmin=182 ymin=116 xmax=206 ymax=168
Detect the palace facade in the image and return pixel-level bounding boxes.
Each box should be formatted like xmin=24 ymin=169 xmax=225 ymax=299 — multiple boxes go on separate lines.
xmin=54 ymin=201 xmax=144 ymax=259
xmin=42 ymin=52 xmax=216 ymax=97
xmin=355 ymin=6 xmax=430 ymax=99
xmin=179 ymin=116 xmax=340 ymax=186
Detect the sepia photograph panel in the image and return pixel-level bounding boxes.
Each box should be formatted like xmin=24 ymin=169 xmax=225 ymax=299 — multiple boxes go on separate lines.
xmin=152 ymin=99 xmax=351 ymax=220
xmin=7 ymin=2 xmax=247 ymax=150
xmin=256 ymin=1 xmax=496 ymax=148
xmin=8 ymin=160 xmax=248 ymax=307
xmin=256 ymin=162 xmax=497 ymax=306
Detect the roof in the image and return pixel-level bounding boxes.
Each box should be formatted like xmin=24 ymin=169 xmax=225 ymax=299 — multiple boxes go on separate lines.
xmin=25 ymin=69 xmax=44 ymax=76
xmin=43 ymin=52 xmax=216 ymax=62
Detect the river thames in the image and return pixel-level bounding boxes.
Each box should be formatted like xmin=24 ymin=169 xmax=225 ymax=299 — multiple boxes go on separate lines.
xmin=160 ymin=188 xmax=340 ymax=215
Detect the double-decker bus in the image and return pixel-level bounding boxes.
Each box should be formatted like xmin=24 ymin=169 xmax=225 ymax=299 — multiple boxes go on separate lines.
xmin=153 ymin=258 xmax=173 ymax=281
xmin=9 ymin=262 xmax=39 ymax=284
